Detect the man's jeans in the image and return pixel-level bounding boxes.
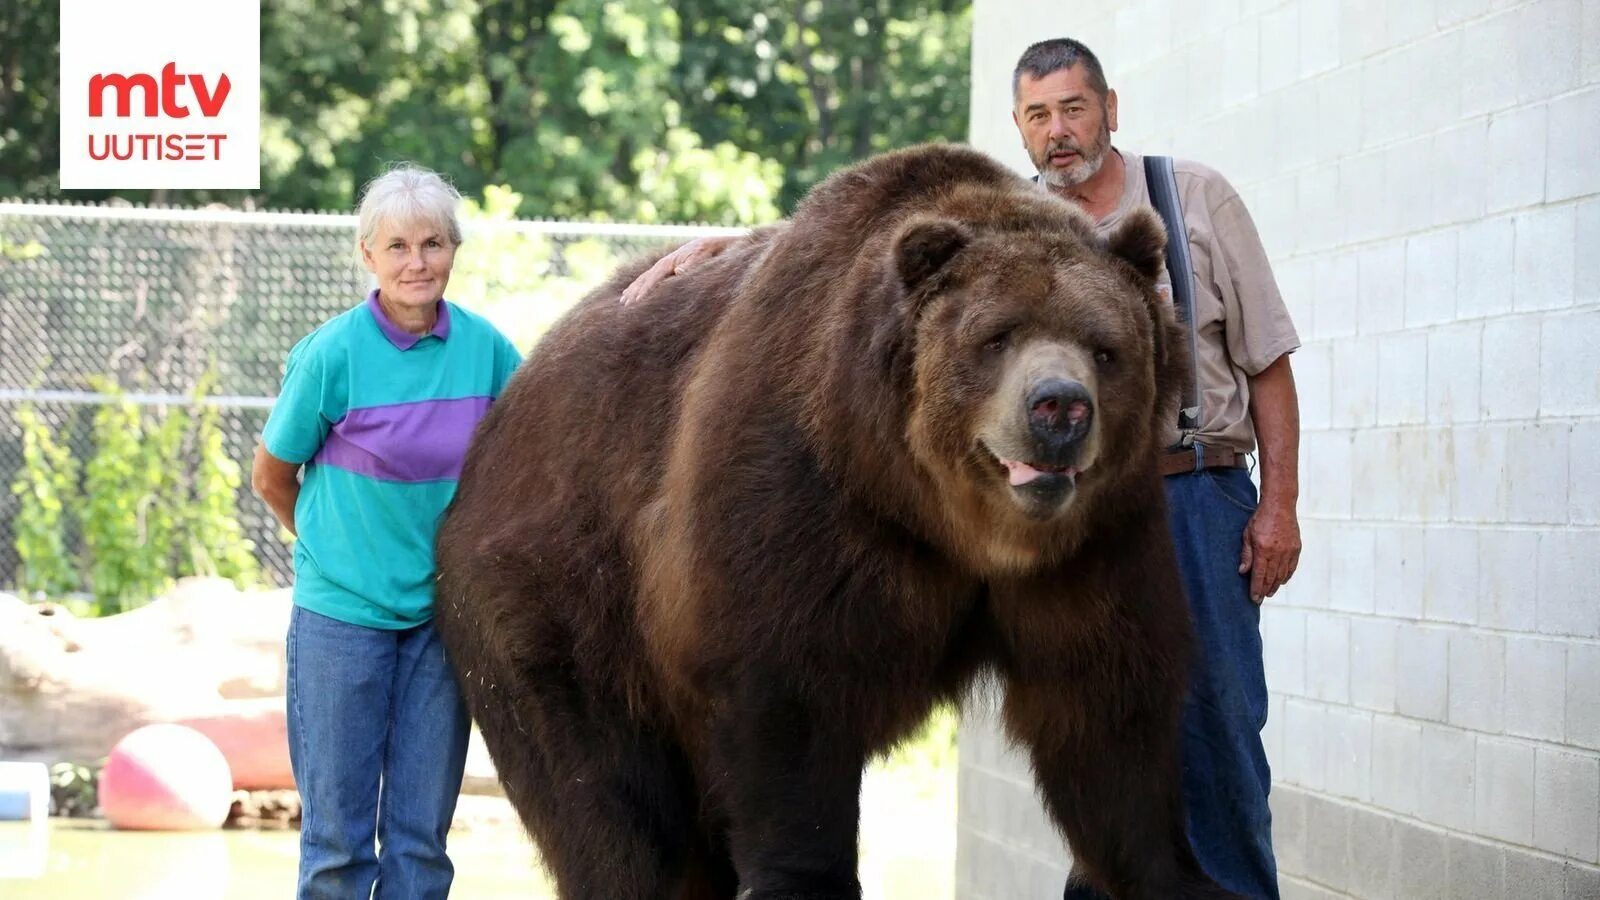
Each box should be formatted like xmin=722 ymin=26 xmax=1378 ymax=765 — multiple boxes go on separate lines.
xmin=1065 ymin=466 xmax=1280 ymax=899
xmin=287 ymin=606 xmax=472 ymax=900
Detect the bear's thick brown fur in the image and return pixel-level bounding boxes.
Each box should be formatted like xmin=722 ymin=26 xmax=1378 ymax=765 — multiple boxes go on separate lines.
xmin=435 ymin=144 xmax=1236 ymax=900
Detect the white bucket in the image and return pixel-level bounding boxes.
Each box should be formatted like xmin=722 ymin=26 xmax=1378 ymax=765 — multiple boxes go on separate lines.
xmin=0 ymin=762 xmax=50 ymax=822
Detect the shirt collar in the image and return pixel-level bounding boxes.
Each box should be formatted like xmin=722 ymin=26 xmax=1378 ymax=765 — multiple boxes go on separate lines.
xmin=366 ymin=289 xmax=451 ymax=350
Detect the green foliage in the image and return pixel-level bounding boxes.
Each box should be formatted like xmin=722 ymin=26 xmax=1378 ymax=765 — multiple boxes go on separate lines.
xmin=9 ymin=404 xmax=79 ymax=598
xmin=81 ymin=379 xmax=173 ymax=612
xmin=1 ymin=1 xmax=970 ymax=221
xmin=451 ymin=184 xmax=637 ymax=350
xmin=184 ymin=381 xmax=260 ymax=588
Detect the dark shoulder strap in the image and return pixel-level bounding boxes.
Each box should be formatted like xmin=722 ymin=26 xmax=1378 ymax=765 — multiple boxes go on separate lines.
xmin=1142 ymin=155 xmax=1201 ymax=437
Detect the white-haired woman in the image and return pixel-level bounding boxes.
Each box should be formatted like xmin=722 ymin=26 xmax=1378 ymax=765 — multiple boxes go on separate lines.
xmin=251 ymin=164 xmax=521 ymax=899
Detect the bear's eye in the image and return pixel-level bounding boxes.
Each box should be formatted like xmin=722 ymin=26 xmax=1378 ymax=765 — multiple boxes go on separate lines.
xmin=983 ymin=330 xmax=1012 ymax=354
xmin=1094 ymin=348 xmax=1116 ymax=367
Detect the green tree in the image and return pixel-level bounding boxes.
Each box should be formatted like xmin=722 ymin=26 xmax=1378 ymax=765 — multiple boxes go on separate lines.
xmin=9 ymin=405 xmax=79 ymax=598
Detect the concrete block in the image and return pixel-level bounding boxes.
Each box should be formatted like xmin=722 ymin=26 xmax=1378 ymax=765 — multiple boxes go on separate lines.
xmin=1514 ymin=204 xmax=1578 ymax=312
xmin=1406 ymin=230 xmax=1459 ymax=328
xmin=1429 ymin=120 xmax=1489 ymax=227
xmin=1329 ymin=525 xmax=1376 ymax=613
xmin=1285 ymin=519 xmax=1333 ymax=610
xmin=1283 ymin=699 xmax=1328 ymax=791
xmin=1426 ymin=323 xmax=1481 ymax=425
xmin=1567 ymin=863 xmax=1600 ymax=900
xmin=1295 ymin=157 xmax=1339 ymax=250
xmin=1573 ymin=422 xmax=1600 ymax=525
xmin=1502 ymin=846 xmax=1568 ymax=898
xmin=1517 ymin=0 xmax=1584 ymax=104
xmin=1453 ymin=425 xmax=1511 ymax=523
xmin=1373 ymin=524 xmax=1426 ymax=619
xmin=1302 ymin=430 xmax=1353 ymax=519
xmin=1345 ymin=801 xmax=1396 ymax=899
xmin=1446 ymin=835 xmax=1506 ymax=900
xmin=1307 ymin=612 xmax=1352 ymax=704
xmin=1350 ymin=616 xmax=1398 ymax=712
xmin=1537 ymin=530 xmax=1600 ymax=638
xmin=1587 ymin=0 xmax=1600 ymax=83
xmin=1316 ymin=65 xmax=1365 ymax=163
xmin=1437 ymin=0 xmax=1493 ymax=28
xmin=1547 ymin=87 xmax=1600 ymax=202
xmin=1352 ymin=427 xmax=1402 ymax=521
xmin=1568 ymin=643 xmax=1600 ymax=751
xmin=1425 ymin=527 xmax=1479 ymax=625
xmin=1264 ymin=605 xmax=1309 ymax=698
xmin=1410 ymin=31 xmax=1466 ymax=140
xmin=1397 ymin=623 xmax=1450 ymax=725
xmin=1508 ymin=423 xmax=1571 ymax=525
xmin=1487 ymin=103 xmax=1548 ymax=214
xmin=1340 ymin=148 xmax=1389 ymax=244
xmin=1259 ymin=4 xmax=1300 ymax=94
xmin=1579 ymin=196 xmax=1600 ymax=308
xmin=1534 ymin=747 xmax=1600 ymax=862
xmin=1448 ymin=631 xmax=1506 ymax=733
xmin=1360 ymin=47 xmax=1414 ymax=152
xmin=1325 ymin=707 xmax=1373 ymax=801
xmin=1359 ymin=240 xmax=1407 ymax=337
xmin=1266 ymin=691 xmax=1287 ymax=771
xmin=1394 ymin=819 xmax=1450 ymax=900
xmin=1541 ymin=310 xmax=1600 ymax=417
xmin=1377 ymin=332 xmax=1429 ymax=426
xmin=1333 ymin=336 xmax=1380 ymax=427
xmin=1220 ymin=19 xmax=1259 ymax=108
xmin=1505 ymin=636 xmax=1568 ymax=742
xmin=1455 ymin=216 xmax=1516 ymax=320
xmin=1477 ymin=528 xmax=1539 ymax=631
xmin=1479 ymin=316 xmax=1542 ymax=421
xmin=1371 ymin=714 xmax=1424 ymax=816
xmin=1299 ymin=0 xmax=1343 ymax=78
xmin=1272 ymin=785 xmax=1309 ymax=882
xmin=1297 ymin=343 xmax=1333 ymax=432
xmin=1420 ymin=724 xmax=1479 ymax=833
xmin=1387 ymin=137 xmax=1436 ymax=238
xmin=1476 ymin=736 xmax=1537 ymax=846
xmin=1305 ymin=793 xmax=1353 ymax=890
xmin=1462 ymin=10 xmax=1522 ymax=118
xmin=1314 ymin=251 xmax=1361 ymax=340
xmin=1416 ymin=427 xmax=1455 ymax=522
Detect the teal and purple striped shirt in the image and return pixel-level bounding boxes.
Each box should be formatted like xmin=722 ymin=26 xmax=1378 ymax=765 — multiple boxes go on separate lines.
xmin=262 ymin=291 xmax=521 ymax=628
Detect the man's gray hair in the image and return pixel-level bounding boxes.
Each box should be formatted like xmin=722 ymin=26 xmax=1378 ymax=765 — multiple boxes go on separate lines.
xmin=355 ymin=163 xmax=464 ymax=264
xmin=1012 ymin=38 xmax=1110 ymax=102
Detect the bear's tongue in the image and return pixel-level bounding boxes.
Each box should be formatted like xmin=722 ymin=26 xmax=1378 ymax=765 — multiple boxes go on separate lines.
xmin=1001 ymin=458 xmax=1078 ymax=486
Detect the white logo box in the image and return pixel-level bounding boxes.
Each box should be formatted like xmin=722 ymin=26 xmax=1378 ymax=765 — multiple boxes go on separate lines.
xmin=60 ymin=0 xmax=260 ymax=190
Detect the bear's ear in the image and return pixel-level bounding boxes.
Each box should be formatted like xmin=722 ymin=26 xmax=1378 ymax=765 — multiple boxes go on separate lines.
xmin=894 ymin=217 xmax=973 ymax=291
xmin=1105 ymin=207 xmax=1167 ymax=283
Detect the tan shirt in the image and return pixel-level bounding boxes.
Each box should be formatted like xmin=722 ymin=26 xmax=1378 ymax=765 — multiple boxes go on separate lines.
xmin=1092 ymin=149 xmax=1300 ymax=453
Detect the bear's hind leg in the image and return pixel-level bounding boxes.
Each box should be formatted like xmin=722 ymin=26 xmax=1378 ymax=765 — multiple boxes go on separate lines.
xmin=476 ymin=667 xmax=701 ymax=900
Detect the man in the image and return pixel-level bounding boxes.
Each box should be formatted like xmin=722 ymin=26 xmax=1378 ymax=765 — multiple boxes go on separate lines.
xmin=1013 ymin=38 xmax=1299 ymax=900
xmin=622 ymin=36 xmax=1301 ymax=899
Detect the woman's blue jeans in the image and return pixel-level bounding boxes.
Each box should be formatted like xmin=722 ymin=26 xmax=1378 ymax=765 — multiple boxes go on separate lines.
xmin=287 ymin=606 xmax=471 ymax=900
xmin=1065 ymin=466 xmax=1280 ymax=899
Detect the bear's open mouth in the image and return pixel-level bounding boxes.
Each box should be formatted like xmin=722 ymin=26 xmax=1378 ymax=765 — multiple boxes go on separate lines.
xmin=996 ymin=456 xmax=1079 ymax=487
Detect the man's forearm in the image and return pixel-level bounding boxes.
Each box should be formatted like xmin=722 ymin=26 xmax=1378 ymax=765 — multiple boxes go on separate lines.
xmin=1248 ymin=354 xmax=1300 ymax=506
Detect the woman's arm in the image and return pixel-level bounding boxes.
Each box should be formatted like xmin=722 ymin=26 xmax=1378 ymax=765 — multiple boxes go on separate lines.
xmin=251 ymin=443 xmax=303 ymax=537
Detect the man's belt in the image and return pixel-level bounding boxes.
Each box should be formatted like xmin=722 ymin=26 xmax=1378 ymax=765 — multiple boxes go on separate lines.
xmin=1158 ymin=444 xmax=1248 ymax=477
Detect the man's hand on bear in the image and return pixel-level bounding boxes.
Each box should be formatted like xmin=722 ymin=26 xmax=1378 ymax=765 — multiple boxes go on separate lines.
xmin=620 ymin=235 xmax=743 ymax=306
xmin=1238 ymin=498 xmax=1301 ymax=604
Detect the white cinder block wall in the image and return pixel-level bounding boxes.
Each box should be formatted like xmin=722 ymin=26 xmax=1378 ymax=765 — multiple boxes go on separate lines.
xmin=959 ymin=1 xmax=1600 ymax=897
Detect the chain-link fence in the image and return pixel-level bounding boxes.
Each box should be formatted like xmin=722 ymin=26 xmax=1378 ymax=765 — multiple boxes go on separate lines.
xmin=0 ymin=200 xmax=744 ymax=591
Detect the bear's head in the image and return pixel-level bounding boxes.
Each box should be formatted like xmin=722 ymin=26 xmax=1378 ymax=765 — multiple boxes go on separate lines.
xmin=886 ymin=188 xmax=1179 ymax=566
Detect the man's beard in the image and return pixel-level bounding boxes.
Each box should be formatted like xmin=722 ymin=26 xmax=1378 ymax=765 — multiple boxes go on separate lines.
xmin=1033 ymin=126 xmax=1110 ymax=188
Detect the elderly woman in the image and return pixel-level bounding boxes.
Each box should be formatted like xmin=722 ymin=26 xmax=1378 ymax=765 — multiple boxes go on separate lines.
xmin=252 ymin=164 xmax=521 ymax=898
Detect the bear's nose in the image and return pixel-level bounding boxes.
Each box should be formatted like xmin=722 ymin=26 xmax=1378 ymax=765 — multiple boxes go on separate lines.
xmin=1026 ymin=378 xmax=1093 ymax=448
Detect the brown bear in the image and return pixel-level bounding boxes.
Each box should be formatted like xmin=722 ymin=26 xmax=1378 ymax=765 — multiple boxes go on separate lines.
xmin=434 ymin=143 xmax=1236 ymax=900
